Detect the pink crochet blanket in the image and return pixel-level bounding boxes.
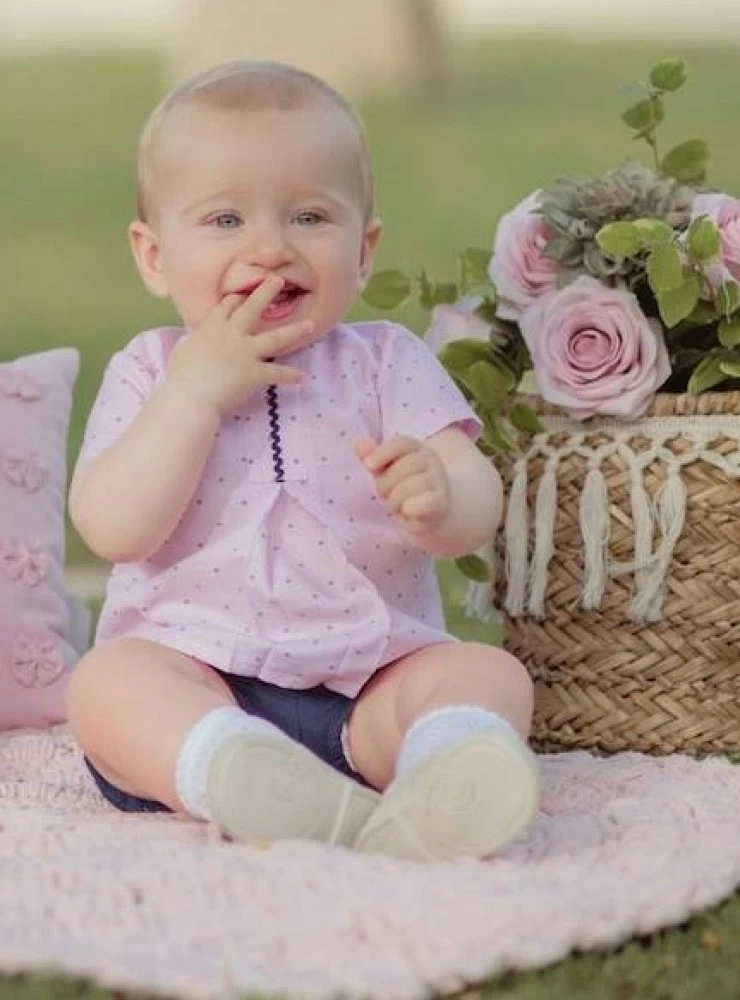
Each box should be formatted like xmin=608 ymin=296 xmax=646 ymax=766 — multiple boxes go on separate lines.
xmin=1 ymin=726 xmax=739 ymax=999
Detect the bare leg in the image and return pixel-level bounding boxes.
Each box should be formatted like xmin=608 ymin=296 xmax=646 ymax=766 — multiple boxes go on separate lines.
xmin=67 ymin=637 xmax=380 ymax=845
xmin=347 ymin=641 xmax=534 ymax=790
xmin=346 ymin=642 xmax=538 ymax=860
xmin=67 ymin=638 xmax=236 ymax=811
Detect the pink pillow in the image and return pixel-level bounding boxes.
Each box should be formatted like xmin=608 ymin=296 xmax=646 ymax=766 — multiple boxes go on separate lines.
xmin=0 ymin=348 xmax=80 ymax=730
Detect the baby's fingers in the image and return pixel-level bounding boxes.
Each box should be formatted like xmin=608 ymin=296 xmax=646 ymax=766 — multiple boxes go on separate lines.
xmin=256 ymin=320 xmax=315 ymax=358
xmin=400 ymin=491 xmax=443 ymax=518
xmin=260 ymin=360 xmax=304 ymax=386
xmin=229 ymin=276 xmax=285 ymax=328
xmin=386 ymin=474 xmax=434 ymax=513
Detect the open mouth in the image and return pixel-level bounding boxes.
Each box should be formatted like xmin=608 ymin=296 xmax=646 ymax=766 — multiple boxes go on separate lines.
xmin=239 ymin=280 xmax=307 ymax=302
xmin=236 ymin=279 xmax=308 ymax=321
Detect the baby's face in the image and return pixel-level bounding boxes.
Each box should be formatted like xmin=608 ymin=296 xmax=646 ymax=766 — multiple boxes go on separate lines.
xmin=132 ymin=103 xmax=380 ymax=338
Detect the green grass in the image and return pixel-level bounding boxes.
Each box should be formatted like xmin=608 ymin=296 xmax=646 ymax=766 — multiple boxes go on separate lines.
xmin=3 ymin=37 xmax=740 ymax=999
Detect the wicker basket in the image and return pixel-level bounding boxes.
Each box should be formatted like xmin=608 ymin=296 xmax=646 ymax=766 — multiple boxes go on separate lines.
xmin=492 ymin=391 xmax=740 ymax=755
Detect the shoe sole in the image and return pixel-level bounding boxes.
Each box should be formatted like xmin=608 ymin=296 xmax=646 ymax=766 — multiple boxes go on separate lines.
xmin=354 ymin=732 xmax=539 ymax=861
xmin=206 ymin=735 xmax=380 ymax=847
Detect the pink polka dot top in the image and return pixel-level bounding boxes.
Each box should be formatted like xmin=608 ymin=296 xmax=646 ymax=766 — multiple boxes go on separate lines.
xmin=77 ymin=322 xmax=482 ymax=696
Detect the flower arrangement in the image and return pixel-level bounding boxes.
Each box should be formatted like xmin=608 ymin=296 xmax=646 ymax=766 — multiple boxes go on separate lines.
xmin=366 ymin=60 xmax=740 ymax=753
xmin=364 ymin=59 xmax=740 ymax=452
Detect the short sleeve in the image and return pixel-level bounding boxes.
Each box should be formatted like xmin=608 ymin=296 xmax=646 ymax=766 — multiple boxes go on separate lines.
xmin=375 ymin=323 xmax=483 ymax=442
xmin=76 ymin=329 xmax=176 ymax=467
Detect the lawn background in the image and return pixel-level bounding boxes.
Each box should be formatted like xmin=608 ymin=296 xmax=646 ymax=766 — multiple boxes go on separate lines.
xmin=2 ymin=36 xmax=740 ymax=998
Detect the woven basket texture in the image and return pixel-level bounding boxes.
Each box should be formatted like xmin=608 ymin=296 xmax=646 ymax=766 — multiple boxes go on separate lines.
xmin=493 ymin=391 xmax=740 ymax=755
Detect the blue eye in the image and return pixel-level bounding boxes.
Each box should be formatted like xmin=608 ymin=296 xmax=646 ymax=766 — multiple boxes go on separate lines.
xmin=293 ymin=210 xmax=324 ymax=226
xmin=211 ymin=212 xmax=242 ymax=229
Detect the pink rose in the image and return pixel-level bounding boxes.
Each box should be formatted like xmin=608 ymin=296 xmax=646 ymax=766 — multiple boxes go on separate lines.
xmin=520 ymin=275 xmax=671 ymax=419
xmin=488 ymin=191 xmax=559 ymax=320
xmin=691 ymin=192 xmax=740 ymax=284
xmin=423 ymin=295 xmax=491 ymax=353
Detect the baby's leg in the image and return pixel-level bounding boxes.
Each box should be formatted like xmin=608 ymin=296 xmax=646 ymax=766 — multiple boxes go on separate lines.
xmin=67 ymin=638 xmax=378 ymax=844
xmin=347 ymin=642 xmax=538 ymax=860
xmin=67 ymin=638 xmax=239 ymax=809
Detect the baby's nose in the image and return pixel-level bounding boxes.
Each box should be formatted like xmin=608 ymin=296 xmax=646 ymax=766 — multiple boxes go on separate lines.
xmin=244 ymin=223 xmax=294 ymax=268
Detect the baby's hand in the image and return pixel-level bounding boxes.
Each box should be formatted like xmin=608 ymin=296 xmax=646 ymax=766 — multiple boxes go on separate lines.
xmin=167 ymin=276 xmax=315 ymax=416
xmin=355 ymin=435 xmax=451 ymax=536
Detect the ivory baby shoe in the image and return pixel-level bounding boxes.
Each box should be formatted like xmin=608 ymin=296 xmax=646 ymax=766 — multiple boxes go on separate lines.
xmin=353 ymin=731 xmax=539 ymax=861
xmin=207 ymin=734 xmax=380 ymax=847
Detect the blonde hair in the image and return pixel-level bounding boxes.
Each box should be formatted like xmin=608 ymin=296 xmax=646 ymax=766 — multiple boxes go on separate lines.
xmin=136 ymin=60 xmax=374 ymax=221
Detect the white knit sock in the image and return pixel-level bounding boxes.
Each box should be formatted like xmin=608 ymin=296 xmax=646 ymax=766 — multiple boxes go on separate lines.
xmin=175 ymin=705 xmax=286 ymax=820
xmin=395 ymin=705 xmax=522 ymax=778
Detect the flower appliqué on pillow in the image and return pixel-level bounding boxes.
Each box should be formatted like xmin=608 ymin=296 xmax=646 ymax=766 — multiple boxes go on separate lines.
xmin=10 ymin=632 xmax=65 ymax=688
xmin=0 ymin=370 xmax=44 ymax=402
xmin=1 ymin=451 xmax=48 ymax=492
xmin=0 ymin=539 xmax=49 ymax=586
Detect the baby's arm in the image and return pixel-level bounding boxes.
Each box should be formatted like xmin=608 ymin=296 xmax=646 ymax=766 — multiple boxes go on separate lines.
xmin=70 ymin=277 xmax=314 ymax=562
xmin=422 ymin=426 xmax=503 ymax=556
xmin=356 ymin=427 xmax=502 ymax=558
xmin=69 ymin=381 xmax=221 ymax=562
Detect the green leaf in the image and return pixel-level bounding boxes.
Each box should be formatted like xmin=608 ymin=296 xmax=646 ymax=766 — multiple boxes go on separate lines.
xmin=466 ymin=360 xmax=515 ymax=402
xmin=661 ymin=140 xmax=709 ymax=183
xmin=686 ymin=300 xmax=718 ymax=325
xmin=687 ymin=353 xmax=727 ymax=394
xmin=649 ymin=58 xmax=687 ymax=92
xmin=459 ymin=248 xmax=491 ymax=290
xmin=418 ymin=269 xmax=433 ymax=310
xmin=362 ymin=269 xmax=411 ymax=310
xmin=622 ymin=96 xmax=664 ymax=131
xmin=719 ymin=316 xmax=740 ymax=348
xmin=437 ymin=338 xmax=492 ymax=374
xmin=632 ymin=218 xmax=674 ymax=247
xmin=656 ymin=274 xmax=701 ymax=327
xmin=719 ymin=355 xmax=740 ymax=378
xmin=481 ymin=419 xmax=516 ymax=454
xmin=686 ymin=216 xmax=721 ymax=262
xmin=719 ymin=357 xmax=740 ymax=378
xmin=508 ymin=402 xmax=543 ymax=434
xmin=428 ymin=282 xmax=458 ymax=306
xmin=715 ymin=280 xmax=740 ymax=319
xmin=595 ymin=221 xmax=642 ymax=258
xmin=454 ymin=554 xmax=491 ymax=583
xmin=647 ymin=244 xmax=685 ymax=292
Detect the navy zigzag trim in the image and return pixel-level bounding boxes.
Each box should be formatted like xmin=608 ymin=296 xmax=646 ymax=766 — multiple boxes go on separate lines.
xmin=265 ymin=384 xmax=285 ymax=482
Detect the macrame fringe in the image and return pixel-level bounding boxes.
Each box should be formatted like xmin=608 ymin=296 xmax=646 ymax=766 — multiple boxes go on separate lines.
xmin=504 ymin=458 xmax=529 ymax=616
xmin=527 ymin=458 xmax=558 ymax=617
xmin=629 ymin=471 xmax=686 ymax=623
xmin=628 ymin=458 xmax=653 ymax=605
xmin=580 ymin=465 xmax=610 ymax=609
xmin=484 ymin=413 xmax=740 ymax=626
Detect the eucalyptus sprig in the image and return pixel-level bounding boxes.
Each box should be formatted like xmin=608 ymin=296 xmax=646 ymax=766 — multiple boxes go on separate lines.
xmin=362 ymin=247 xmax=494 ymax=315
xmin=621 ymin=58 xmax=708 ymax=184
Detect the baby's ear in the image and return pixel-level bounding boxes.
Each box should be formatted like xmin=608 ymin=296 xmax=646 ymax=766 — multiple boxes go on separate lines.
xmin=128 ymin=221 xmax=169 ymax=299
xmin=358 ymin=217 xmax=383 ymax=287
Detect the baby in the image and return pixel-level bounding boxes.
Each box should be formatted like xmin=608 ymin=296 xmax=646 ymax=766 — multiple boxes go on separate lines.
xmin=67 ymin=59 xmax=539 ymax=861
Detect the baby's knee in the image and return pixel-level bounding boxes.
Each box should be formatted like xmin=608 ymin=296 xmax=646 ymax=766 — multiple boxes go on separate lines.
xmin=67 ymin=647 xmax=107 ymax=721
xmin=66 ymin=641 xmax=134 ymax=729
xmin=455 ymin=642 xmax=532 ymax=693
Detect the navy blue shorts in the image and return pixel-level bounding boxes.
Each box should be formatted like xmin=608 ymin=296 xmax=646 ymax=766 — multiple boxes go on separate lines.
xmin=85 ymin=671 xmax=362 ymax=814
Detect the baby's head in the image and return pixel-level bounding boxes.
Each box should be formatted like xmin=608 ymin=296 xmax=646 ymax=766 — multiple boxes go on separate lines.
xmin=129 ymin=60 xmax=382 ymax=336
